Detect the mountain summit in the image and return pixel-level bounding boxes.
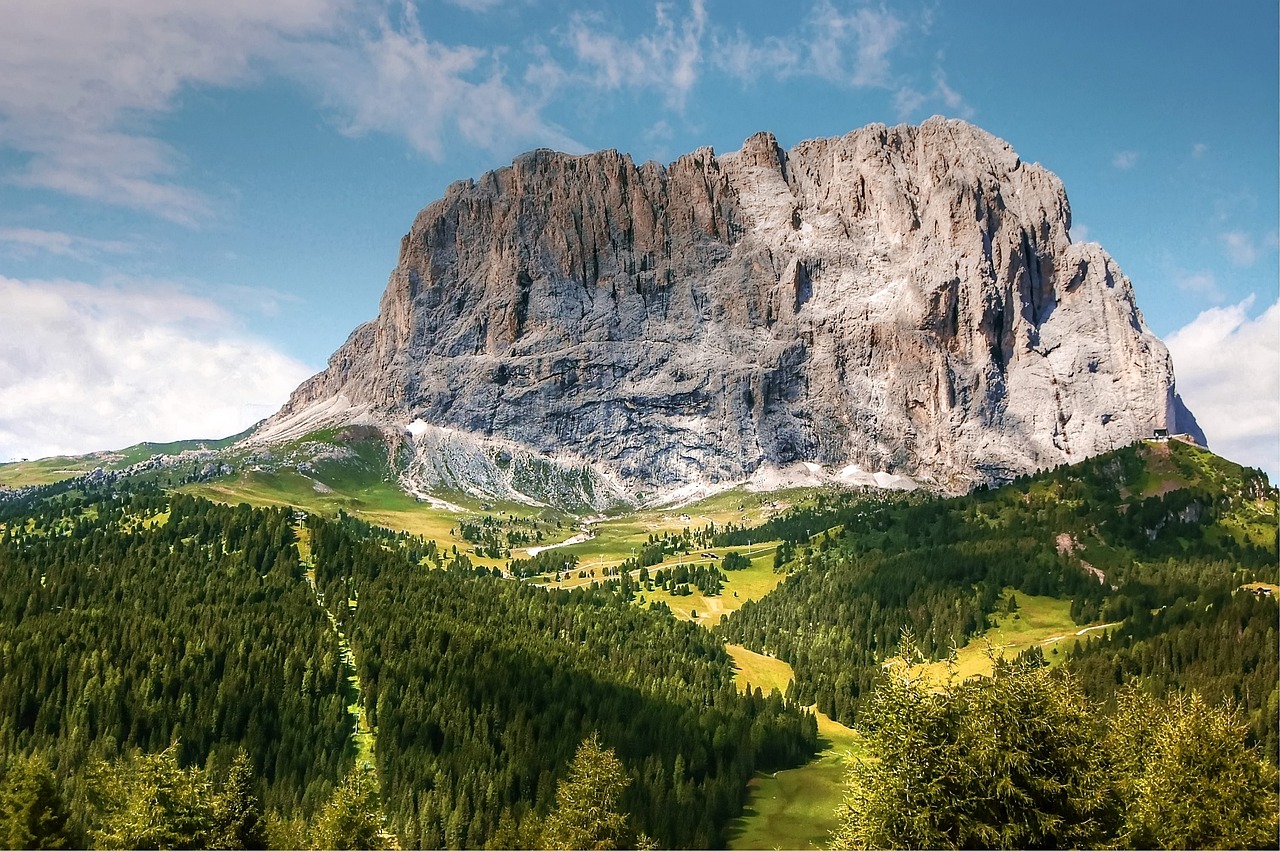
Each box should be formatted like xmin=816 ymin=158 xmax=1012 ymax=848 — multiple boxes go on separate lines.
xmin=254 ymin=117 xmax=1201 ymax=507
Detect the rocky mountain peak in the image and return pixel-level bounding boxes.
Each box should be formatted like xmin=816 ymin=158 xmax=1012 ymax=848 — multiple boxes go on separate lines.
xmin=253 ymin=118 xmax=1202 ymax=509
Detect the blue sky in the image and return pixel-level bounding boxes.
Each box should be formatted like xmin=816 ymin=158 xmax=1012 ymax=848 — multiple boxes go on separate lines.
xmin=1 ymin=0 xmax=1276 ymax=477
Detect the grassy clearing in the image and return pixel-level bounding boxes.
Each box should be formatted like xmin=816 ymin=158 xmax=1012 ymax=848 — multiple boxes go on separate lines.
xmin=0 ymin=456 xmax=102 ymax=488
xmin=911 ymin=592 xmax=1095 ymax=686
xmin=181 ymin=470 xmax=513 ymax=566
xmin=727 ymin=751 xmax=847 ymax=851
xmin=726 ymin=644 xmax=795 ymax=696
xmin=723 ymin=644 xmax=861 ymax=851
xmin=634 ymin=545 xmax=786 ymax=624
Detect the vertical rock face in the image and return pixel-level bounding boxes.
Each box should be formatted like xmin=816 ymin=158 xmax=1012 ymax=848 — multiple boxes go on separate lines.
xmin=257 ymin=117 xmax=1201 ymax=505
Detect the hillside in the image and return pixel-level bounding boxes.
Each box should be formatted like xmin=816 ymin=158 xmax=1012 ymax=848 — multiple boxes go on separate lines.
xmin=0 ymin=437 xmax=1274 ymax=848
xmin=717 ymin=439 xmax=1278 ymax=750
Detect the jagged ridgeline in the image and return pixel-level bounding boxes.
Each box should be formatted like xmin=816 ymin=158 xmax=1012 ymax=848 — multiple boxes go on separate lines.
xmin=0 ymin=482 xmax=817 ymax=847
xmin=254 ymin=117 xmax=1201 ymax=508
xmin=717 ymin=440 xmax=1279 ymax=757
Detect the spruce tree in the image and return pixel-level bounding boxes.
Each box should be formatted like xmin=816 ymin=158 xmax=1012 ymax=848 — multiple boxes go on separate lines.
xmin=540 ymin=733 xmax=631 ymax=850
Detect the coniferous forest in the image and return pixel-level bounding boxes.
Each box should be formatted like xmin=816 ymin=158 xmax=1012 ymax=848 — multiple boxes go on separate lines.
xmin=0 ymin=438 xmax=1276 ymax=848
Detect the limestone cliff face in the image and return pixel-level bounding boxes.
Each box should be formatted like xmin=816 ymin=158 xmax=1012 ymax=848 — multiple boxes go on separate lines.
xmin=257 ymin=117 xmax=1201 ymax=506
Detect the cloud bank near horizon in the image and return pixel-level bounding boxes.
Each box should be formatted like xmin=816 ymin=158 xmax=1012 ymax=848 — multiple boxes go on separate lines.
xmin=1167 ymin=297 xmax=1279 ymax=479
xmin=0 ymin=276 xmax=315 ymax=463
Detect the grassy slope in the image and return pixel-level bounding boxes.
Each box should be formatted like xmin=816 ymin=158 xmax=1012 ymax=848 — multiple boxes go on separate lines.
xmin=723 ymin=645 xmax=861 ymax=851
xmin=0 ymin=434 xmax=247 ymax=488
xmin=910 ymin=592 xmax=1098 ymax=686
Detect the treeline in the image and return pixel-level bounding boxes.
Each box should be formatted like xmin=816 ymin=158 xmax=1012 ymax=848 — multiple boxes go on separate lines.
xmin=308 ymin=515 xmax=819 ymax=848
xmin=0 ymin=490 xmax=356 ymax=833
xmin=718 ymin=442 xmax=1279 ymax=732
xmin=1070 ymin=586 xmax=1279 ymax=761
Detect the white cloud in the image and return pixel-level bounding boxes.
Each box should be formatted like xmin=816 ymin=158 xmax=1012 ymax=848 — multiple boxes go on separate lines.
xmin=292 ymin=3 xmax=577 ymax=159
xmin=1112 ymin=150 xmax=1139 ymax=170
xmin=1165 ymin=296 xmax=1280 ymax=479
xmin=807 ymin=0 xmax=905 ymax=87
xmin=0 ymin=0 xmax=573 ymax=222
xmin=0 ymin=0 xmax=345 ymax=224
xmin=0 ymin=276 xmax=315 ymax=462
xmin=1192 ymin=142 xmax=1209 ymax=158
xmin=1220 ymin=230 xmax=1258 ymax=267
xmin=564 ymin=0 xmax=709 ymax=109
xmin=895 ymin=68 xmax=973 ymax=120
xmin=711 ymin=0 xmax=909 ymax=91
xmin=1172 ymin=268 xmax=1225 ymax=302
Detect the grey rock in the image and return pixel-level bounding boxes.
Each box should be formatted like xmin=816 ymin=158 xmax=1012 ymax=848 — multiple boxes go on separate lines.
xmin=254 ymin=117 xmax=1198 ymax=504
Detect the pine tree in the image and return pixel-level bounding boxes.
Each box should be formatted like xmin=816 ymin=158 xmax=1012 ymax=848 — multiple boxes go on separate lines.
xmin=1113 ymin=690 xmax=1280 ymax=849
xmin=0 ymin=754 xmax=70 ymax=849
xmin=87 ymin=745 xmax=216 ymax=851
xmin=211 ymin=751 xmax=265 ymax=850
xmin=540 ymin=733 xmax=631 ymax=850
xmin=310 ymin=766 xmax=393 ymax=851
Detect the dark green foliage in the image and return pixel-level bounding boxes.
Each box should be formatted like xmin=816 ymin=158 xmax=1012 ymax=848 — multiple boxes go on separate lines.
xmin=836 ymin=642 xmax=1279 ymax=850
xmin=1070 ymin=588 xmax=1280 ymax=762
xmin=506 ymin=548 xmax=579 ymax=579
xmin=211 ymin=751 xmax=266 ymax=850
xmin=309 ymin=514 xmax=818 ymax=849
xmin=0 ymin=491 xmax=352 ymax=818
xmin=719 ymin=442 xmax=1279 ymax=728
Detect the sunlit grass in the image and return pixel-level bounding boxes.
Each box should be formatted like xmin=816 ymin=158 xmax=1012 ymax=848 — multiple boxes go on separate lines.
xmin=910 ymin=592 xmax=1096 ymax=686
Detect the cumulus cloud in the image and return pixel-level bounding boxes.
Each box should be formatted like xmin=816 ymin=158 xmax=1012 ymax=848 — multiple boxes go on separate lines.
xmin=1165 ymin=296 xmax=1280 ymax=478
xmin=0 ymin=276 xmax=315 ymax=462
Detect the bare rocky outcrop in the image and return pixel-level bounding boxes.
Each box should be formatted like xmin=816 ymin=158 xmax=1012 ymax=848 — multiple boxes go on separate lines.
xmin=254 ymin=117 xmax=1202 ymax=507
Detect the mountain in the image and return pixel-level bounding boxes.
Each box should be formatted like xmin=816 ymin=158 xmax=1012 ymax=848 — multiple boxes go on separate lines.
xmin=253 ymin=117 xmax=1202 ymax=508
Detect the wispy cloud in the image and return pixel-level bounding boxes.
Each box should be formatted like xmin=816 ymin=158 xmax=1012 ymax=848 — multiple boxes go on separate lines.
xmin=712 ymin=1 xmax=907 ymax=89
xmin=0 ymin=0 xmax=575 ymax=223
xmin=712 ymin=2 xmax=970 ymax=119
xmin=0 ymin=0 xmax=346 ymax=224
xmin=895 ymin=68 xmax=973 ymax=120
xmin=0 ymin=227 xmax=134 ymax=260
xmin=1112 ymin=150 xmax=1139 ymax=170
xmin=564 ymin=0 xmax=709 ymax=109
xmin=1220 ymin=230 xmax=1258 ymax=267
xmin=1166 ymin=296 xmax=1280 ymax=478
xmin=1172 ymin=268 xmax=1225 ymax=303
xmin=0 ymin=275 xmax=314 ymax=462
